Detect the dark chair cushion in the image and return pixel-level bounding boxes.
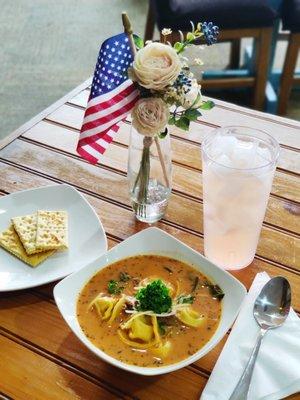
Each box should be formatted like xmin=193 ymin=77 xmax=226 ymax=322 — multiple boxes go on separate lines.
xmin=151 ymin=0 xmax=278 ymax=31
xmin=282 ymin=0 xmax=300 ymax=32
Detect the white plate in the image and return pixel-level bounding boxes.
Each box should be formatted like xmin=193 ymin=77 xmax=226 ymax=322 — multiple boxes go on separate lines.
xmin=54 ymin=227 xmax=246 ymax=376
xmin=0 ymin=184 xmax=107 ymax=291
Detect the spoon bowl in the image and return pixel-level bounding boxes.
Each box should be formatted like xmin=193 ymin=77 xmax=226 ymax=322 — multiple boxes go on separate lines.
xmin=254 ymin=276 xmax=291 ymax=330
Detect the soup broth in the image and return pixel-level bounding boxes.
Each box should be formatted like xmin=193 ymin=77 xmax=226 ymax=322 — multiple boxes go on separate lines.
xmin=77 ymin=255 xmax=223 ymax=367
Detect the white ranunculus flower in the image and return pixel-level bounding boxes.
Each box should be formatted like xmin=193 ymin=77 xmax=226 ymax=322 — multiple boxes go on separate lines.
xmin=131 ymin=97 xmax=170 ymax=137
xmin=131 ymin=43 xmax=181 ymax=91
xmin=182 ymin=79 xmax=202 ymax=109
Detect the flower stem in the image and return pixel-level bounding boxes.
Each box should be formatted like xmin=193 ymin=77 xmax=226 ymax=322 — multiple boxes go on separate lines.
xmin=134 ymin=136 xmax=153 ymax=204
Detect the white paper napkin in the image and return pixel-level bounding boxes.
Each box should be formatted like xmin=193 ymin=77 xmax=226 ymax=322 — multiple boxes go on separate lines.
xmin=201 ymin=272 xmax=300 ymax=400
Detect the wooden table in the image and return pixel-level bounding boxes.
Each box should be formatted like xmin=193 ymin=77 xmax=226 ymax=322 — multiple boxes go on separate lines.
xmin=0 ymin=78 xmax=299 ymax=400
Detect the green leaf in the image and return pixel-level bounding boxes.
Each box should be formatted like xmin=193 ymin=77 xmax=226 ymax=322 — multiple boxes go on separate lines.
xmin=119 ymin=272 xmax=130 ymax=282
xmin=174 ymin=42 xmax=183 ymax=53
xmin=158 ymin=127 xmax=168 ymax=139
xmin=190 ymin=93 xmax=202 ymax=109
xmin=108 ymin=280 xmax=123 ymax=295
xmin=168 ymin=115 xmax=176 ymax=125
xmin=177 ymin=294 xmax=195 ymax=304
xmin=175 ymin=116 xmax=190 ymax=131
xmin=204 ymin=281 xmax=225 ymax=301
xmin=199 ymin=100 xmax=215 ymax=110
xmin=158 ymin=320 xmax=167 ymax=335
xmin=186 ymin=32 xmax=195 ymax=42
xmin=133 ymin=35 xmax=144 ymax=49
xmin=184 ymin=108 xmax=202 ymax=121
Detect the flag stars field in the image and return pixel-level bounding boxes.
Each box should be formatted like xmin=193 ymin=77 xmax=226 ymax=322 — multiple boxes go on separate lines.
xmin=77 ymin=32 xmax=139 ymax=164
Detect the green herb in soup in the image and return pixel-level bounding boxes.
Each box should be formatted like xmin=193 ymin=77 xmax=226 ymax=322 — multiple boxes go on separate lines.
xmin=77 ymin=255 xmax=223 ymax=368
xmin=136 ymin=279 xmax=172 ymax=314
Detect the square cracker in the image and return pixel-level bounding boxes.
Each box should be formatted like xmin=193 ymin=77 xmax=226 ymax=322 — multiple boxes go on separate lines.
xmin=12 ymin=213 xmax=42 ymax=255
xmin=36 ymin=210 xmax=68 ymax=250
xmin=0 ymin=225 xmax=55 ymax=267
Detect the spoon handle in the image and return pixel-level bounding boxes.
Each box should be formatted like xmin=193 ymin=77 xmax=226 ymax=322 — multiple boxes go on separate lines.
xmin=229 ymin=329 xmax=267 ymax=400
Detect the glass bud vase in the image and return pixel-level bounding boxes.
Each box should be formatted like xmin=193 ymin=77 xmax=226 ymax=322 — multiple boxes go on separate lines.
xmin=127 ymin=126 xmax=172 ymax=223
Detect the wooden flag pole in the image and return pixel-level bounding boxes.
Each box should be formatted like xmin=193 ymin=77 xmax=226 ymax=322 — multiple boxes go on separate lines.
xmin=122 ymin=12 xmax=170 ymax=188
xmin=122 ymin=12 xmax=137 ymax=57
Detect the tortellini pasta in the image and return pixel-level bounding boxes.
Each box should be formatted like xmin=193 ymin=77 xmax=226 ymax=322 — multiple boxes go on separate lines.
xmin=118 ymin=313 xmax=161 ymax=349
xmin=176 ymin=307 xmax=206 ymax=328
xmin=150 ymin=340 xmax=172 ymax=358
xmin=89 ymin=294 xmax=125 ymax=323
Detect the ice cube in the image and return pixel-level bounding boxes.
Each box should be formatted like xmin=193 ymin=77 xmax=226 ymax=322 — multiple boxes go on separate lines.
xmin=256 ymin=145 xmax=272 ymax=164
xmin=209 ymin=135 xmax=238 ymax=160
xmin=232 ymin=138 xmax=258 ymax=169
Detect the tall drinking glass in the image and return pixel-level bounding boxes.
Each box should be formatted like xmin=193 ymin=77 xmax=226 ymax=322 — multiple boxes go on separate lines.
xmin=202 ymin=126 xmax=280 ymax=270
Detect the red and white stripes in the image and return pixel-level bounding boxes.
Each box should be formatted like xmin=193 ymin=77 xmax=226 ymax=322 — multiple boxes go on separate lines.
xmin=77 ymin=80 xmax=139 ymax=164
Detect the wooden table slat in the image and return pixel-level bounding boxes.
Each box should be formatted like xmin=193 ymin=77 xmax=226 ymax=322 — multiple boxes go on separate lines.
xmin=0 ymin=332 xmax=120 ymax=400
xmin=21 ymin=119 xmax=300 ymax=203
xmin=68 ymin=90 xmax=300 ymax=145
xmin=0 ymin=141 xmax=299 ymax=271
xmin=46 ymin=103 xmax=300 ymax=175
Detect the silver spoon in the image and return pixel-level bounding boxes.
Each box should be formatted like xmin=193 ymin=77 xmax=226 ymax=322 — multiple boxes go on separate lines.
xmin=229 ymin=276 xmax=291 ymax=400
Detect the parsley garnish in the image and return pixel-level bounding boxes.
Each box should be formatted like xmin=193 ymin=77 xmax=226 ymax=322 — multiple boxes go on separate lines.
xmin=135 ymin=279 xmax=172 ymax=314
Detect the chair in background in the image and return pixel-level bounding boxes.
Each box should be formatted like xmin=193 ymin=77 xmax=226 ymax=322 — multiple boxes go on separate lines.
xmin=277 ymin=0 xmax=300 ymax=115
xmin=144 ymin=0 xmax=278 ymax=111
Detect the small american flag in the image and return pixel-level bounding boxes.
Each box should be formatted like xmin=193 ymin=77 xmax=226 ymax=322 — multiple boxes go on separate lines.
xmin=77 ymin=33 xmax=139 ymax=164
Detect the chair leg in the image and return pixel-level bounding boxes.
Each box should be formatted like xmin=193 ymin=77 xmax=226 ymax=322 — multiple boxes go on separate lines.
xmin=253 ymin=28 xmax=273 ymax=110
xmin=144 ymin=0 xmax=155 ymax=42
xmin=278 ymin=33 xmax=300 ymax=115
xmin=229 ymin=39 xmax=241 ymax=68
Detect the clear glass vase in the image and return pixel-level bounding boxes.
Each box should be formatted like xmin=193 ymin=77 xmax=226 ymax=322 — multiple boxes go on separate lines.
xmin=127 ymin=126 xmax=172 ymax=223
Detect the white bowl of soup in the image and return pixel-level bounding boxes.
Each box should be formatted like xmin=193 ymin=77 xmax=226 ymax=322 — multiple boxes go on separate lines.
xmin=54 ymin=227 xmax=246 ymax=376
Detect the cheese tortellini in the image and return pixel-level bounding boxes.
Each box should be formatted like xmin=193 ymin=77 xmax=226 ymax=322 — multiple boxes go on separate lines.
xmin=176 ymin=307 xmax=206 ymax=328
xmin=118 ymin=313 xmax=161 ymax=349
xmin=89 ymin=294 xmax=125 ymax=324
xmin=150 ymin=340 xmax=172 ymax=358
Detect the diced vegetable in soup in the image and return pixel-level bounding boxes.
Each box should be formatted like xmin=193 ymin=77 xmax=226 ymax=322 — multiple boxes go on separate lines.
xmin=77 ymin=255 xmax=223 ymax=367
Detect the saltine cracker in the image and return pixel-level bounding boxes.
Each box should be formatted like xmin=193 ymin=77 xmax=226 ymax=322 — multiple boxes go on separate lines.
xmin=36 ymin=210 xmax=68 ymax=250
xmin=0 ymin=225 xmax=55 ymax=267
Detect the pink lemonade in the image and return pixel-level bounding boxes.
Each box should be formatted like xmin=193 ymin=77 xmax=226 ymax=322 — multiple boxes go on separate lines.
xmin=202 ymin=127 xmax=280 ymax=270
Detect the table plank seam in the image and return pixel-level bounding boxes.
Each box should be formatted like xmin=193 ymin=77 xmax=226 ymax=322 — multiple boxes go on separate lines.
xmin=1 ymin=155 xmax=299 ymax=270
xmin=18 ymin=135 xmax=300 ymax=207
xmin=38 ymin=114 xmax=300 ymax=180
xmin=214 ymin=103 xmax=300 ymax=130
xmin=45 ymin=104 xmax=300 ymax=158
xmin=12 ymin=137 xmax=300 ymax=237
xmin=72 ymin=86 xmax=300 ymax=131
xmin=0 ymin=327 xmax=132 ymax=400
xmin=0 ymin=391 xmax=14 ymax=400
xmin=1 ymin=157 xmax=299 ymax=275
xmin=38 ymin=119 xmax=206 ymax=176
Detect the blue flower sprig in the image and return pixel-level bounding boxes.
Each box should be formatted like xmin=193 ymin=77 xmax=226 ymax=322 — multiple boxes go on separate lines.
xmin=201 ymin=22 xmax=219 ymax=46
xmin=169 ymin=21 xmax=219 ymax=54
